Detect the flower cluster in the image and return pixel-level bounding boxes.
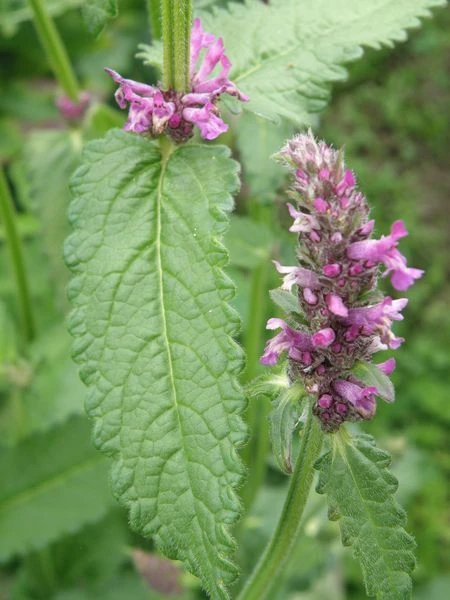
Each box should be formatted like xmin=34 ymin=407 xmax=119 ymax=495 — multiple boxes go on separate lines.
xmin=261 ymin=132 xmax=423 ymax=431
xmin=106 ymin=18 xmax=247 ymax=142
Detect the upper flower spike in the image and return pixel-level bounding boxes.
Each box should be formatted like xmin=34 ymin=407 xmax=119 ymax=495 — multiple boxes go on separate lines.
xmin=106 ymin=18 xmax=248 ymax=142
xmin=260 ymin=130 xmax=423 ymax=431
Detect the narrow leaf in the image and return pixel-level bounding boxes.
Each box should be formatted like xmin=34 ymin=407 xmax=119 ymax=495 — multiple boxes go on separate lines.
xmin=65 ymin=130 xmax=246 ymax=598
xmin=269 ymin=384 xmax=305 ymax=474
xmin=316 ymin=432 xmax=416 ymax=599
xmin=351 ymin=360 xmax=395 ymax=403
xmin=0 ymin=417 xmax=112 ymax=562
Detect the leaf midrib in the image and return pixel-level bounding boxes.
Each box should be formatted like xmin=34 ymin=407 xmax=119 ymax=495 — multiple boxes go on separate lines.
xmin=155 ymin=146 xmax=208 ymax=549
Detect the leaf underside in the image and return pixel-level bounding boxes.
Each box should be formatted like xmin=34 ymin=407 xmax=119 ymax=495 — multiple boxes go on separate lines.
xmin=316 ymin=433 xmax=416 ymax=599
xmin=139 ymin=0 xmax=445 ymax=125
xmin=65 ymin=130 xmax=246 ymax=599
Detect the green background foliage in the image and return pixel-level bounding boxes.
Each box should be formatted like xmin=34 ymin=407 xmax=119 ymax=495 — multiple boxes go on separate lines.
xmin=0 ymin=0 xmax=449 ymax=598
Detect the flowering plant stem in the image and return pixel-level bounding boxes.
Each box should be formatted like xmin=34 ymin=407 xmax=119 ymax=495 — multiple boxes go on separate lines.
xmin=147 ymin=0 xmax=162 ymax=40
xmin=161 ymin=0 xmax=192 ymax=92
xmin=238 ymin=400 xmax=323 ymax=600
xmin=0 ymin=167 xmax=35 ymax=343
xmin=28 ymin=0 xmax=80 ymax=101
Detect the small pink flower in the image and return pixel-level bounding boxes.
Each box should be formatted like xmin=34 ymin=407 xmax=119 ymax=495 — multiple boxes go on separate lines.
xmin=347 ymin=221 xmax=424 ymax=290
xmin=334 ymin=379 xmax=378 ymax=418
xmin=260 ymin=319 xmax=312 ymax=366
xmin=287 ymin=203 xmax=319 ymax=233
xmin=377 ymin=358 xmax=396 ymax=376
xmin=326 ymin=293 xmax=348 ymax=317
xmin=312 ymin=328 xmax=335 ymax=348
xmin=273 ymin=261 xmax=320 ymax=291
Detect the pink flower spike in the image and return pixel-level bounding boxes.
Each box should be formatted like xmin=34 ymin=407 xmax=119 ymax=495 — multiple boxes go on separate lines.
xmin=312 ymin=327 xmax=336 ymax=348
xmin=326 ymin=293 xmax=348 ymax=317
xmin=377 ymin=358 xmax=396 ymax=376
xmin=319 ymin=168 xmax=330 ymax=180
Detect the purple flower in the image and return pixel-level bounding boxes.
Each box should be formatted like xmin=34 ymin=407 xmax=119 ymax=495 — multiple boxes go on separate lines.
xmin=106 ymin=19 xmax=247 ymax=142
xmin=273 ymin=261 xmax=320 ymax=291
xmin=334 ymin=380 xmax=378 ymax=419
xmin=312 ymin=328 xmax=336 ymax=348
xmin=105 ymin=68 xmax=175 ymax=135
xmin=347 ymin=221 xmax=424 ymax=290
xmin=377 ymin=358 xmax=396 ymax=376
xmin=262 ymin=131 xmax=423 ymax=431
xmin=260 ymin=319 xmax=312 ymax=366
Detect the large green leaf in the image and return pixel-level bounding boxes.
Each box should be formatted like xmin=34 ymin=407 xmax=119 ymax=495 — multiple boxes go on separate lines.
xmin=316 ymin=432 xmax=416 ymax=599
xmin=234 ymin=112 xmax=293 ymax=202
xmin=139 ymin=0 xmax=445 ymax=124
xmin=24 ymin=130 xmax=82 ymax=313
xmin=0 ymin=417 xmax=112 ymax=562
xmin=65 ymin=130 xmax=246 ymax=598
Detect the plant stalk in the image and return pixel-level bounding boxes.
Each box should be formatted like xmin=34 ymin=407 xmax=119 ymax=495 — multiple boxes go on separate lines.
xmin=0 ymin=168 xmax=35 ymax=343
xmin=161 ymin=0 xmax=192 ymax=91
xmin=237 ymin=403 xmax=323 ymax=600
xmin=147 ymin=0 xmax=162 ymax=40
xmin=239 ymin=261 xmax=270 ymax=513
xmin=28 ymin=0 xmax=80 ymax=101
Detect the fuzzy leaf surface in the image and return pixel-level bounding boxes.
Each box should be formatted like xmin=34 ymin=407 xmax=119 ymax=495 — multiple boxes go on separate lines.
xmin=65 ymin=130 xmax=246 ymax=599
xmin=316 ymin=433 xmax=416 ymax=599
xmin=0 ymin=417 xmax=111 ymax=562
xmin=140 ymin=0 xmax=446 ymax=124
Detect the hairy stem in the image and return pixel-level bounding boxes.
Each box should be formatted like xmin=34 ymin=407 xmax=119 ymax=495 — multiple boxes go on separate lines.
xmin=28 ymin=0 xmax=80 ymax=101
xmin=0 ymin=168 xmax=35 ymax=342
xmin=237 ymin=403 xmax=323 ymax=600
xmin=147 ymin=0 xmax=162 ymax=40
xmin=161 ymin=0 xmax=192 ymax=91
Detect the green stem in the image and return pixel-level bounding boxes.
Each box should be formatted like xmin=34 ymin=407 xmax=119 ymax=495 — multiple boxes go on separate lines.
xmin=239 ymin=201 xmax=276 ymax=516
xmin=147 ymin=0 xmax=162 ymax=40
xmin=239 ymin=261 xmax=270 ymax=513
xmin=28 ymin=0 xmax=80 ymax=101
xmin=161 ymin=0 xmax=192 ymax=91
xmin=237 ymin=404 xmax=323 ymax=600
xmin=0 ymin=168 xmax=35 ymax=342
